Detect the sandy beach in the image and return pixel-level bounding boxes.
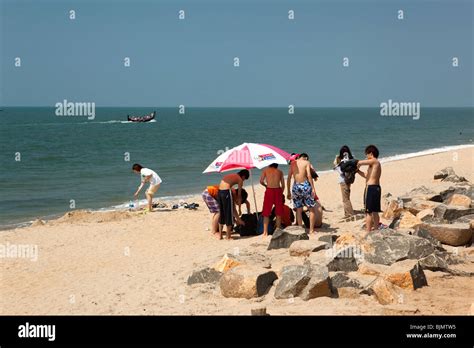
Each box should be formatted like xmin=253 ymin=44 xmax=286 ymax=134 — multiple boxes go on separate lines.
xmin=1 ymin=147 xmax=473 ymax=315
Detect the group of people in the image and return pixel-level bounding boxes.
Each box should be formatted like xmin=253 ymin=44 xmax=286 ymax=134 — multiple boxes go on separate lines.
xmin=131 ymin=143 xmax=383 ymax=240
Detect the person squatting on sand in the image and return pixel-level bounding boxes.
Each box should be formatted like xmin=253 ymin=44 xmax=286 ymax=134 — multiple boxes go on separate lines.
xmin=202 ymin=185 xmax=250 ymax=238
xmin=259 ymin=163 xmax=285 ymax=237
xmin=334 ymin=145 xmax=356 ymax=217
xmin=217 ymin=170 xmax=249 ymax=240
xmin=132 ymin=163 xmax=162 ymax=212
xmin=287 ymin=153 xmax=318 ymax=234
xmin=357 ymin=145 xmax=383 ymax=236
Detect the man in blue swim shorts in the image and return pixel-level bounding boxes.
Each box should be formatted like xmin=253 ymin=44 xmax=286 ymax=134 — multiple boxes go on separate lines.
xmin=287 ymin=153 xmax=318 ymax=234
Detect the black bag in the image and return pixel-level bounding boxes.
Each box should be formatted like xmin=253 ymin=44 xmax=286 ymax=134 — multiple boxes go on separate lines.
xmin=234 ymin=213 xmax=258 ymax=236
xmin=339 ymin=159 xmax=358 ymax=185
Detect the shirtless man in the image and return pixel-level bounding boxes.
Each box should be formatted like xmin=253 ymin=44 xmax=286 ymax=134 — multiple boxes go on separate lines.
xmin=260 ymin=163 xmax=285 ymax=236
xmin=357 ymin=145 xmax=382 ymax=235
xmin=217 ymin=170 xmax=249 ymax=240
xmin=287 ymin=153 xmax=318 ymax=234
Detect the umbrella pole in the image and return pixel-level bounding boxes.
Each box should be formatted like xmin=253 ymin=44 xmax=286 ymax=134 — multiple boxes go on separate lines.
xmin=250 ymin=169 xmax=259 ymax=219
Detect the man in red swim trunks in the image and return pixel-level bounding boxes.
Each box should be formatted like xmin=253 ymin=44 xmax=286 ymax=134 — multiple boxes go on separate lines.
xmin=260 ymin=163 xmax=285 ymax=237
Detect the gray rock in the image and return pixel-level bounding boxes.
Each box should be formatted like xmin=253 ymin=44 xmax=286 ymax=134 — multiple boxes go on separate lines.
xmin=187 ymin=267 xmax=223 ymax=285
xmin=418 ymin=222 xmax=473 ymax=246
xmin=434 ymin=204 xmax=474 ymax=221
xmin=455 ymin=214 xmax=474 ymax=224
xmin=289 ymin=240 xmax=328 ymax=256
xmin=267 ymin=226 xmax=309 ymax=250
xmin=439 ymin=185 xmax=473 ymax=202
xmin=418 ymin=253 xmax=449 ymax=272
xmin=327 ymin=246 xmax=359 ymax=272
xmin=330 ymin=272 xmax=361 ymax=289
xmin=401 ymin=186 xmax=443 ymax=202
xmin=300 ymin=265 xmax=333 ymax=300
xmin=362 ymin=229 xmax=435 ymax=265
xmin=274 ymin=264 xmax=312 ymax=299
xmin=442 ymin=174 xmax=468 ymax=183
xmin=434 ymin=167 xmax=455 ymax=180
xmin=318 ymin=234 xmax=338 ymax=246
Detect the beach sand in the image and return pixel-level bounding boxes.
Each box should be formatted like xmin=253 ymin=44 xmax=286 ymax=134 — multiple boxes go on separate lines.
xmin=1 ymin=147 xmax=473 ymax=315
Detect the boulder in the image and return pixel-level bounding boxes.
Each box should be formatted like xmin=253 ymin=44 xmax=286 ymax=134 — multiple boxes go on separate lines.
xmin=335 ymin=232 xmax=361 ymax=247
xmin=213 ymin=252 xmax=271 ymax=272
xmin=267 ymin=226 xmax=309 ymax=250
xmin=412 ymin=227 xmax=443 ymax=249
xmin=274 ymin=264 xmax=333 ymax=300
xmin=418 ymin=253 xmax=449 ymax=272
xmin=326 ymin=246 xmax=360 ymax=272
xmin=400 ymin=186 xmax=442 ymax=203
xmin=416 ymin=209 xmax=435 ymax=222
xmin=434 ymin=167 xmax=455 ymax=180
xmin=363 ymin=278 xmax=402 ymax=305
xmin=213 ymin=254 xmax=242 ymax=273
xmin=300 ymin=265 xmax=334 ymax=300
xmin=455 ymin=214 xmax=474 ymax=224
xmin=318 ymin=234 xmax=338 ymax=246
xmin=404 ymin=199 xmax=442 ymax=215
xmin=361 ymin=230 xmax=435 ymax=265
xmin=418 ymin=222 xmax=473 ymax=246
xmin=274 ymin=264 xmax=312 ymax=299
xmin=439 ymin=185 xmax=473 ymax=202
xmin=397 ymin=211 xmax=423 ymax=229
xmin=446 ymin=194 xmax=472 ymax=208
xmin=289 ymin=240 xmax=327 ymax=257
xmin=219 ymin=265 xmax=277 ymax=299
xmin=382 ymin=198 xmax=403 ymax=220
xmin=383 ymin=259 xmax=427 ymax=290
xmin=358 ymin=262 xmax=390 ymax=276
xmin=187 ymin=267 xmax=222 ymax=285
xmin=330 ymin=272 xmax=376 ymax=289
xmin=442 ymin=174 xmax=468 ymax=183
xmin=434 ymin=205 xmax=474 ymax=221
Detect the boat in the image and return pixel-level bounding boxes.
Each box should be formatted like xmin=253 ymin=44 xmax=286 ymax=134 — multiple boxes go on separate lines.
xmin=127 ymin=111 xmax=156 ymax=122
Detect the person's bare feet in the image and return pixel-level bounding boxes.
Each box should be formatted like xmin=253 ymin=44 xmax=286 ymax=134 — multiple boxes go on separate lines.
xmin=212 ymin=232 xmax=221 ymax=240
xmin=262 ymin=232 xmax=268 ymax=238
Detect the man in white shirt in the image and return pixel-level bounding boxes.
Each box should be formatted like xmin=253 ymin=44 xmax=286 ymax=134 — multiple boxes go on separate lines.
xmin=132 ymin=163 xmax=162 ymax=212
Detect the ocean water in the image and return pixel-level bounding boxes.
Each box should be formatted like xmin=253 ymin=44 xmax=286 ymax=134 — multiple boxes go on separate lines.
xmin=0 ymin=107 xmax=473 ymax=228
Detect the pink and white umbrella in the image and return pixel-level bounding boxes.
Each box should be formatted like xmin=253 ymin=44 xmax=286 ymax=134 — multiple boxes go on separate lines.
xmin=203 ymin=143 xmax=291 ymax=213
xmin=203 ymin=143 xmax=291 ymax=173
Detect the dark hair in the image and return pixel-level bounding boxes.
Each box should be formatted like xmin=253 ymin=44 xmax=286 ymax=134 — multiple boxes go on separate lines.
xmin=238 ymin=169 xmax=250 ymax=179
xmin=132 ymin=163 xmax=143 ymax=171
xmin=365 ymin=145 xmax=379 ymax=158
xmin=240 ymin=189 xmax=248 ymax=203
xmin=310 ymin=168 xmax=318 ymax=179
xmin=299 ymin=153 xmax=309 ymax=159
xmin=269 ymin=163 xmax=278 ymax=168
xmin=339 ymin=145 xmax=354 ymax=160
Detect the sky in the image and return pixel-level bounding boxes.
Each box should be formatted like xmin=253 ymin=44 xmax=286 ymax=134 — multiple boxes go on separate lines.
xmin=1 ymin=0 xmax=473 ymax=107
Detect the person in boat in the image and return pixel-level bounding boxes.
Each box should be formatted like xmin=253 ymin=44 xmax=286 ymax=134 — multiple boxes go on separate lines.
xmin=132 ymin=163 xmax=162 ymax=212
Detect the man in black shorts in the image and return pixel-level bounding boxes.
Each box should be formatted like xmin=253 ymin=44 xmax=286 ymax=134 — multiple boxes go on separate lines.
xmin=357 ymin=145 xmax=383 ymax=235
xmin=217 ymin=170 xmax=249 ymax=240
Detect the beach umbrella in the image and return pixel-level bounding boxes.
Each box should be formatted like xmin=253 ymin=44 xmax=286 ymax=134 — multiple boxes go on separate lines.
xmin=203 ymin=143 xmax=291 ymax=214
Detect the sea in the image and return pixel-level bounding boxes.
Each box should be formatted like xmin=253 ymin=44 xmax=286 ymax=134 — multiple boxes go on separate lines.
xmin=0 ymin=107 xmax=473 ymax=229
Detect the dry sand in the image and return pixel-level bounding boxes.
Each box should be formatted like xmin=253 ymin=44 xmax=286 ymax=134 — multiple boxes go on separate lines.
xmin=1 ymin=147 xmax=473 ymax=315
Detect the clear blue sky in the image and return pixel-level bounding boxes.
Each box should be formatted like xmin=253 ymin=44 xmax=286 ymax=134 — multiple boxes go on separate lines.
xmin=1 ymin=0 xmax=472 ymax=107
